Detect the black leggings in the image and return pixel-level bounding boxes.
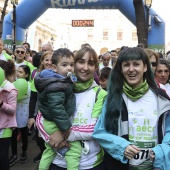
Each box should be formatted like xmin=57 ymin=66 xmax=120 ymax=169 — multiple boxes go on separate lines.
xmin=0 ymin=137 xmax=10 ymax=170
xmin=11 ymin=127 xmax=28 ymax=155
xmin=35 ymin=128 xmax=46 ymax=153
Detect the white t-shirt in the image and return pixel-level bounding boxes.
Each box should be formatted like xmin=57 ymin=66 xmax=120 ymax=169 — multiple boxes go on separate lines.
xmin=99 ymin=62 xmax=112 ymax=70
xmin=15 ymin=61 xmax=25 ymax=70
xmin=0 ymin=53 xmax=7 ymax=61
xmin=127 ymin=89 xmax=158 ymax=169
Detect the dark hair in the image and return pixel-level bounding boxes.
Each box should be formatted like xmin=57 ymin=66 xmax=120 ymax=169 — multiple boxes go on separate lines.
xmin=32 ymin=52 xmax=42 ymax=68
xmin=26 ymin=48 xmax=32 ymax=57
xmin=137 ymin=43 xmax=145 ymax=48
xmin=23 ymin=42 xmax=30 ymax=49
xmin=52 ymin=48 xmax=74 ymax=65
xmin=74 ymin=47 xmax=98 ymax=68
xmin=156 ymin=52 xmax=164 ymax=59
xmin=18 ymin=65 xmax=30 ymax=81
xmin=157 ymin=58 xmax=170 ymax=69
xmin=99 ymin=67 xmax=111 ymax=80
xmin=155 ymin=59 xmax=170 ymax=83
xmin=166 ymin=51 xmax=170 ymax=56
xmin=0 ymin=59 xmax=15 ymax=79
xmin=105 ymin=47 xmax=157 ymax=134
xmin=98 ymin=54 xmax=102 ymax=60
xmin=111 ymin=57 xmax=117 ymax=66
xmin=81 ymin=43 xmax=91 ymax=49
xmin=110 ymin=50 xmax=118 ymax=54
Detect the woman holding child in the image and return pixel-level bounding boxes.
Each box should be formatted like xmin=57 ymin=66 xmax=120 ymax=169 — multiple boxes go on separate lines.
xmin=36 ymin=47 xmax=107 ymax=170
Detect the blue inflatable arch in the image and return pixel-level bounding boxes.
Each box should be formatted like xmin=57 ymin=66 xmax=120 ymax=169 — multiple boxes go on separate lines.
xmin=2 ymin=0 xmax=165 ymax=52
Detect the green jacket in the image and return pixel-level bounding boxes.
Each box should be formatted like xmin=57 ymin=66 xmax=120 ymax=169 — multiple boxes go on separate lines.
xmin=34 ymin=72 xmax=75 ymax=131
xmin=2 ymin=52 xmax=12 ymax=60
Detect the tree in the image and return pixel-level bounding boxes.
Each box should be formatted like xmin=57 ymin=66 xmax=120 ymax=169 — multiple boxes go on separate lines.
xmin=0 ymin=0 xmax=10 ymax=38
xmin=133 ymin=0 xmax=148 ymax=48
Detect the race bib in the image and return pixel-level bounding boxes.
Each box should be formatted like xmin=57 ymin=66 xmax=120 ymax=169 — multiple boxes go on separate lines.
xmin=129 ymin=141 xmax=155 ymax=166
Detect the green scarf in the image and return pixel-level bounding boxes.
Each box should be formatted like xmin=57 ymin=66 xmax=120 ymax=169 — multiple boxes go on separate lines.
xmin=123 ymin=80 xmax=149 ymax=101
xmin=74 ymin=78 xmax=94 ymax=93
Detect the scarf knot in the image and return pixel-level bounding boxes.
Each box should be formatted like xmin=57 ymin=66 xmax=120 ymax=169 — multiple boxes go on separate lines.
xmin=74 ymin=78 xmax=94 ymax=92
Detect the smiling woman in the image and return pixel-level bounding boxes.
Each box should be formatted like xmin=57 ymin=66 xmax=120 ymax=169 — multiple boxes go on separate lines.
xmin=155 ymin=59 xmax=170 ymax=96
xmin=35 ymin=47 xmax=107 ymax=170
xmin=93 ymin=47 xmax=170 ymax=170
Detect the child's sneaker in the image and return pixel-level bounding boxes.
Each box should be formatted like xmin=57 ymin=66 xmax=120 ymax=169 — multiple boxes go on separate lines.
xmin=20 ymin=152 xmax=28 ymax=164
xmin=9 ymin=155 xmax=19 ymax=167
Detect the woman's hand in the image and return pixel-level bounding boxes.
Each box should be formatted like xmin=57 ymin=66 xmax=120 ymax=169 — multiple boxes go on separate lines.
xmin=124 ymin=145 xmax=140 ymax=160
xmin=27 ymin=118 xmax=35 ymax=129
xmin=49 ymin=131 xmax=64 ymax=148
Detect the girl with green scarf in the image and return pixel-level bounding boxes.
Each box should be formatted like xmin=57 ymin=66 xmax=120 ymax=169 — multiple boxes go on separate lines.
xmin=36 ymin=47 xmax=107 ymax=170
xmin=93 ymin=47 xmax=170 ymax=170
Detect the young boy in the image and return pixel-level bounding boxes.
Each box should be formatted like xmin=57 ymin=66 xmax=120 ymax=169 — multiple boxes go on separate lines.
xmin=34 ymin=48 xmax=81 ymax=170
xmin=99 ymin=67 xmax=111 ymax=91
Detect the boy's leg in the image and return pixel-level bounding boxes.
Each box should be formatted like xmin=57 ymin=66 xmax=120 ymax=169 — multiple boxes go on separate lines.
xmin=43 ymin=119 xmax=82 ymax=170
xmin=39 ymin=143 xmax=56 ymax=170
xmin=43 ymin=119 xmax=59 ymax=135
xmin=38 ymin=119 xmax=59 ymax=170
xmin=65 ymin=141 xmax=82 ymax=170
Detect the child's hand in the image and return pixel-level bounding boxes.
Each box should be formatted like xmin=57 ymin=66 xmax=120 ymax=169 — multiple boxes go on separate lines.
xmin=62 ymin=128 xmax=71 ymax=140
xmin=57 ymin=140 xmax=70 ymax=149
xmin=49 ymin=131 xmax=64 ymax=148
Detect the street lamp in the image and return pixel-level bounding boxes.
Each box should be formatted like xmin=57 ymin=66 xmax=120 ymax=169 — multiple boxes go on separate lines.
xmin=11 ymin=0 xmax=18 ymax=52
xmin=144 ymin=0 xmax=152 ymax=8
xmin=144 ymin=0 xmax=152 ymax=31
xmin=11 ymin=0 xmax=18 ymax=5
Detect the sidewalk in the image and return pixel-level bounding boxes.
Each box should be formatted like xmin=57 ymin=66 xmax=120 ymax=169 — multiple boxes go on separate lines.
xmin=10 ymin=132 xmax=40 ymax=170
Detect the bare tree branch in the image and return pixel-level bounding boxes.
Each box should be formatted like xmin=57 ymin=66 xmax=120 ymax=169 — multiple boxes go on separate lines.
xmin=133 ymin=0 xmax=148 ymax=47
xmin=0 ymin=0 xmax=10 ymax=38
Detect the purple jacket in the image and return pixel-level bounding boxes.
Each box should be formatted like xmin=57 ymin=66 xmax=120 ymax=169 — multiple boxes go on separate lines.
xmin=0 ymin=80 xmax=17 ymax=129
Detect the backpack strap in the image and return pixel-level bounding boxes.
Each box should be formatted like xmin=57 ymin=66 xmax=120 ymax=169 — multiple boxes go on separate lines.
xmin=95 ymin=86 xmax=102 ymax=103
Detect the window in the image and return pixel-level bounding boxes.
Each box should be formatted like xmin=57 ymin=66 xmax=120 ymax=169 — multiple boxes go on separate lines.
xmin=132 ymin=30 xmax=137 ymax=41
xmin=117 ymin=30 xmax=123 ymax=40
xmin=103 ymin=29 xmax=108 ymax=40
xmin=87 ymin=29 xmax=93 ymax=40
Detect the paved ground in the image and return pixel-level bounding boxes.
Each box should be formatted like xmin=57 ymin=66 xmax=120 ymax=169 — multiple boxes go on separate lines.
xmin=10 ymin=132 xmax=40 ymax=170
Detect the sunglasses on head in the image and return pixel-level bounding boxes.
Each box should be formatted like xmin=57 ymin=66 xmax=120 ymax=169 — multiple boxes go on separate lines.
xmin=151 ymin=62 xmax=157 ymax=67
xmin=16 ymin=50 xmax=25 ymax=54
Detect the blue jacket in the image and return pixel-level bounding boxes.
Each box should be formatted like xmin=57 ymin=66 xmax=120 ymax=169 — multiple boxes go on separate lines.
xmin=93 ymin=88 xmax=170 ymax=170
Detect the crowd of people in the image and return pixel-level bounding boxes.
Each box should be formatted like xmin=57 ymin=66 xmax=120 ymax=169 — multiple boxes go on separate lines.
xmin=0 ymin=39 xmax=170 ymax=170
